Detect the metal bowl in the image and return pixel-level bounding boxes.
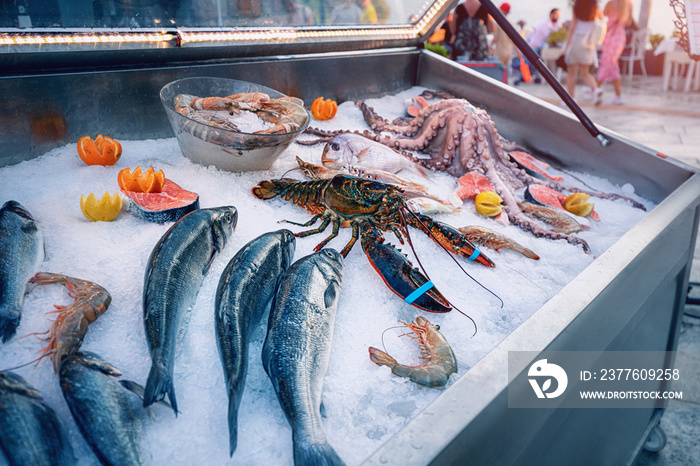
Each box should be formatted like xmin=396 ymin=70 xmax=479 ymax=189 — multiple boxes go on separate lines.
xmin=160 ymin=77 xmax=310 ymax=172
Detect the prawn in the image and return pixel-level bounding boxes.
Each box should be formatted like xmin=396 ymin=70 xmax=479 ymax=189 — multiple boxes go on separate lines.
xmin=368 ymin=316 xmax=457 ymax=388
xmin=25 ymin=272 xmax=111 ymax=373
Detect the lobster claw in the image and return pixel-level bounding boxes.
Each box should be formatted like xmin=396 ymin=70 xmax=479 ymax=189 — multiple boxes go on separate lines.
xmin=361 ymin=224 xmax=451 ymax=313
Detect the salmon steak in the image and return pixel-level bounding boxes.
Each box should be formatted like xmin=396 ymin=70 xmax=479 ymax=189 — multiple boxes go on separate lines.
xmin=121 ymin=179 xmax=199 ymax=223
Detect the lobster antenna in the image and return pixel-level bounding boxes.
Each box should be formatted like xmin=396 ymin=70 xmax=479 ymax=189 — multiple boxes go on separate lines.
xmin=401 ymin=205 xmax=504 ymax=309
xmin=1 ymin=356 xmax=43 ymax=372
xmin=397 ymin=209 xmax=479 ymax=336
xmin=500 ymin=262 xmax=550 ymax=298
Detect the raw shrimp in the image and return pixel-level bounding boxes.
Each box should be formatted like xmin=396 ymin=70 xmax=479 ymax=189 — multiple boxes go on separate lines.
xmin=26 ymin=272 xmax=111 ymax=373
xmin=368 ymin=316 xmax=457 ymax=388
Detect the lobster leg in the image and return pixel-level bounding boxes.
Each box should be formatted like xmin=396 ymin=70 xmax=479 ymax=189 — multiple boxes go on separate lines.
xmin=406 ymin=212 xmax=496 ymax=268
xmin=313 ymin=218 xmax=341 ymax=252
xmin=361 ymin=223 xmax=451 ymax=313
xmin=340 ymin=222 xmax=361 ymax=258
xmin=294 ymin=215 xmax=331 ymax=239
xmin=281 ymin=213 xmax=323 ymax=227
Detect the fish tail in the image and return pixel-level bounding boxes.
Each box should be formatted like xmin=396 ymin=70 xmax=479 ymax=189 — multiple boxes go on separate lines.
xmin=144 ymin=355 xmax=178 ymax=415
xmin=0 ymin=308 xmax=20 ymax=343
xmin=293 ymin=436 xmax=345 ymax=466
xmin=368 ymin=346 xmax=397 ymax=368
xmin=227 ymin=395 xmax=239 ymax=457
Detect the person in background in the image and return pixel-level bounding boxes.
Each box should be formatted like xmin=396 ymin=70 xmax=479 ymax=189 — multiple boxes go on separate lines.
xmin=330 ymin=0 xmax=362 ymax=25
xmin=286 ymin=0 xmax=314 ymax=26
xmin=597 ymin=0 xmax=634 ymax=105
xmin=562 ymin=0 xmax=603 ymax=105
xmin=491 ymin=2 xmax=518 ymax=67
xmin=526 ymin=8 xmax=561 ymax=83
xmin=449 ymin=0 xmax=493 ymax=61
xmin=360 ymin=0 xmax=377 ymax=24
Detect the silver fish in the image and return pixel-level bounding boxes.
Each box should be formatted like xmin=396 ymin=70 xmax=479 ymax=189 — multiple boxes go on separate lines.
xmin=60 ymin=352 xmax=148 ymax=466
xmin=322 ymin=133 xmax=429 ymax=179
xmin=262 ymin=249 xmax=345 ymax=466
xmin=0 ymin=371 xmax=72 ymax=466
xmin=143 ymin=206 xmax=237 ymax=413
xmin=0 ymin=200 xmax=44 ymax=342
xmin=215 ymin=229 xmax=296 ymax=457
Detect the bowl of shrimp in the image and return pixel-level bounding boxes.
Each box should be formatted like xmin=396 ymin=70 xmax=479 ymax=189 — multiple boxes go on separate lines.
xmin=160 ymin=77 xmax=310 ymax=172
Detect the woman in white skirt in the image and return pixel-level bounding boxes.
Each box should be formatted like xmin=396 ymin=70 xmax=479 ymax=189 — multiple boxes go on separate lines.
xmin=562 ymin=0 xmax=603 ymax=105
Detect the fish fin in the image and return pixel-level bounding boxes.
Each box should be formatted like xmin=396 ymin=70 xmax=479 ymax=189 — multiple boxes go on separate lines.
xmin=120 ymin=379 xmax=173 ymax=409
xmin=356 ymin=146 xmax=370 ymax=162
xmin=76 ymin=351 xmax=122 ymax=377
xmin=323 ymin=281 xmax=339 ymax=308
xmin=320 ymin=401 xmax=327 ymax=418
xmin=144 ymin=357 xmax=178 ymax=415
xmin=0 ymin=310 xmax=20 ymax=343
xmin=293 ymin=435 xmax=345 ymax=466
xmin=368 ymin=347 xmax=397 ymax=368
xmin=227 ymin=396 xmax=239 ymax=457
xmin=410 ymin=161 xmax=431 ymax=179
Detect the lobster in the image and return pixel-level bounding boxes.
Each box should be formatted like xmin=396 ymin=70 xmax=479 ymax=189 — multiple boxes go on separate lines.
xmin=252 ymin=174 xmax=496 ymax=314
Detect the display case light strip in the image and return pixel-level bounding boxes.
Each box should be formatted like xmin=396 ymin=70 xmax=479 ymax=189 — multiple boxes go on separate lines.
xmin=0 ymin=0 xmax=448 ymax=48
xmin=178 ymin=0 xmax=449 ymax=44
xmin=178 ymin=27 xmax=415 ymax=44
xmin=0 ymin=32 xmax=174 ymax=46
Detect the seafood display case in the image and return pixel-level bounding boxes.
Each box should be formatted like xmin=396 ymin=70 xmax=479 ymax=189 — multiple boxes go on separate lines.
xmin=1 ymin=1 xmax=699 ymax=465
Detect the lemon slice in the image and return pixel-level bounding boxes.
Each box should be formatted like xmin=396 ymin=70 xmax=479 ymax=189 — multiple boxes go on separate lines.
xmin=475 ymin=191 xmax=503 ymax=217
xmin=564 ymin=192 xmax=594 ymax=217
xmin=80 ymin=192 xmax=122 ymax=222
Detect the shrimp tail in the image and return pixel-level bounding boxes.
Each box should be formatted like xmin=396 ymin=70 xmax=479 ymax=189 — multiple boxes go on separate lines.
xmin=368 ymin=347 xmax=397 ymax=368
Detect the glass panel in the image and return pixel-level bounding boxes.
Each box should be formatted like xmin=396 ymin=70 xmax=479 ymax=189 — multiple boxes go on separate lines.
xmin=2 ymin=0 xmax=436 ymax=28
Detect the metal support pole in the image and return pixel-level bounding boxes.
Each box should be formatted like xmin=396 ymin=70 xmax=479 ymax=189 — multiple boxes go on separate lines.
xmin=478 ymin=0 xmax=611 ymax=147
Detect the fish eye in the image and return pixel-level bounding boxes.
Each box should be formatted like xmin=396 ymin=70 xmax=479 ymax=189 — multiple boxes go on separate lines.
xmin=330 ymin=143 xmax=340 ymax=151
xmin=434 ymin=324 xmax=440 ymax=330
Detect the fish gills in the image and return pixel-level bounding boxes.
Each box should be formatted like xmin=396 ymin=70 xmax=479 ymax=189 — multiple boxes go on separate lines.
xmin=143 ymin=206 xmax=238 ymax=414
xmin=0 ymin=201 xmax=44 ymax=342
xmin=215 ymin=229 xmax=296 ymax=456
xmin=0 ymin=371 xmax=72 ymax=466
xmin=262 ymin=249 xmax=345 ymax=466
xmin=60 ymin=352 xmax=145 ymax=466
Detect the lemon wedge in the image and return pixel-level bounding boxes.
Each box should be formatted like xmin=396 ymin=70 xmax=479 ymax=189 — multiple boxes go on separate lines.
xmin=563 ymin=192 xmax=594 ymax=217
xmin=474 ymin=191 xmax=503 ymax=217
xmin=80 ymin=192 xmax=122 ymax=222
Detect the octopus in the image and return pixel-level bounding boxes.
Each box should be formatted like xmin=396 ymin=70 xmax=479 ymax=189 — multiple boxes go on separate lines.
xmin=304 ymin=90 xmax=646 ymax=254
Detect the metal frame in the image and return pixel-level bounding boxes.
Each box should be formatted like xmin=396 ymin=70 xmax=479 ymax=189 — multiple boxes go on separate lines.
xmin=0 ymin=48 xmax=697 ymax=465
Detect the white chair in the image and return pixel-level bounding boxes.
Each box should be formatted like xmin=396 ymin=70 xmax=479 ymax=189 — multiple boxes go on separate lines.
xmin=684 ymin=60 xmax=700 ymax=92
xmin=619 ymin=28 xmax=649 ymax=78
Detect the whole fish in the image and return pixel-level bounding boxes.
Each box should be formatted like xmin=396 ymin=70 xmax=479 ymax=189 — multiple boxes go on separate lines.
xmin=262 ymin=249 xmax=345 ymax=466
xmin=0 ymin=200 xmax=44 ymax=342
xmin=322 ymin=133 xmax=429 ymax=179
xmin=0 ymin=371 xmax=72 ymax=466
xmin=215 ymin=229 xmax=296 ymax=457
xmin=60 ymin=352 xmax=148 ymax=466
xmin=143 ymin=206 xmax=237 ymax=413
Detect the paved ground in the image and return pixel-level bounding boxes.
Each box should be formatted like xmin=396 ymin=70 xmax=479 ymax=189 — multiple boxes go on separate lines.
xmin=514 ymin=75 xmax=700 ymax=465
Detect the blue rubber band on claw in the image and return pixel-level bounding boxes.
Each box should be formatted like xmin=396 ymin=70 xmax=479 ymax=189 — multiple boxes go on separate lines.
xmin=468 ymin=247 xmax=481 ymax=262
xmin=404 ymin=281 xmax=435 ymax=304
